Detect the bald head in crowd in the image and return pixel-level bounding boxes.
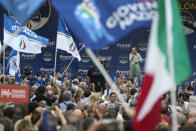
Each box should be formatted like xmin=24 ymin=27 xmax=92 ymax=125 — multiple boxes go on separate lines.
xmin=97 ymin=103 xmax=106 ymax=116
xmin=73 ymin=109 xmax=83 ymax=120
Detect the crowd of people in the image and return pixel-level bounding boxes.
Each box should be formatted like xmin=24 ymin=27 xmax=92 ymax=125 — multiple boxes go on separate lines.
xmin=0 ymin=70 xmax=195 ymax=131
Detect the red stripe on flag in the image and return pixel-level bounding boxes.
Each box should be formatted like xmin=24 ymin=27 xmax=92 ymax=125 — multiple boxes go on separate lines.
xmin=57 ymin=32 xmax=71 ymax=38
xmin=133 ymin=74 xmax=161 ymax=131
xmin=5 ymin=29 xmax=46 ymax=47
xmin=29 ymin=39 xmax=46 ymax=47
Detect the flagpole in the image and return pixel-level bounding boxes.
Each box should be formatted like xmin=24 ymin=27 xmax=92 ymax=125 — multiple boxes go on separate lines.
xmin=170 ymin=87 xmax=178 ymax=131
xmin=85 ymin=47 xmax=130 ymax=112
xmin=63 ymin=44 xmax=85 ymax=73
xmin=54 ymin=43 xmax=58 ymax=78
xmin=3 ymin=47 xmax=5 ymax=75
xmin=165 ymin=0 xmax=178 ymax=130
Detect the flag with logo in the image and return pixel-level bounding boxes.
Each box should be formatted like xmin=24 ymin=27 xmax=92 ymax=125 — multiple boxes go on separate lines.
xmin=4 ymin=14 xmax=49 ymax=54
xmin=133 ymin=0 xmax=191 ymax=131
xmin=7 ymin=49 xmax=20 ymax=76
xmin=51 ymin=0 xmax=157 ymax=49
xmin=0 ymin=0 xmax=46 ymax=25
xmin=56 ymin=17 xmax=81 ymax=61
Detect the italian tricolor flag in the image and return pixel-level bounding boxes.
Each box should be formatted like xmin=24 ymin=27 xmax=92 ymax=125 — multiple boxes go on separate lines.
xmin=133 ymin=0 xmax=191 ymax=131
xmin=19 ymin=39 xmax=26 ymax=50
xmin=56 ymin=17 xmax=81 ymax=61
xmin=3 ymin=14 xmax=49 ymax=54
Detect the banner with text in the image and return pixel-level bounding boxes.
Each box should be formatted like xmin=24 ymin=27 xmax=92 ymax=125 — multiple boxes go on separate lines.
xmin=0 ymin=85 xmax=29 ymax=103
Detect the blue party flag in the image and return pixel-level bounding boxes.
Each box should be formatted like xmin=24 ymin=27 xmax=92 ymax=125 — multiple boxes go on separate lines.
xmin=43 ymin=111 xmax=52 ymax=131
xmin=61 ymin=73 xmax=65 ymax=83
xmin=182 ymin=81 xmax=186 ymax=91
xmin=194 ymin=86 xmax=196 ymax=96
xmin=4 ymin=14 xmax=49 ymax=54
xmin=7 ymin=49 xmax=20 ymax=76
xmin=0 ymin=0 xmax=46 ymax=24
xmin=137 ymin=73 xmax=141 ymax=88
xmin=15 ymin=70 xmax=19 ymax=82
xmin=51 ymin=0 xmax=157 ymax=49
xmin=176 ymin=85 xmax=179 ymax=100
xmin=40 ymin=74 xmax=43 ymax=85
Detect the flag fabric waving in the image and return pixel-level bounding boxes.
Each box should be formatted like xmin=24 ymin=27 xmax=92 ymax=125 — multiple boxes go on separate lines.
xmin=51 ymin=0 xmax=157 ymax=49
xmin=15 ymin=70 xmax=19 ymax=82
xmin=43 ymin=111 xmax=52 ymax=131
xmin=4 ymin=14 xmax=49 ymax=54
xmin=0 ymin=0 xmax=46 ymax=25
xmin=133 ymin=0 xmax=191 ymax=131
xmin=182 ymin=81 xmax=186 ymax=91
xmin=56 ymin=17 xmax=81 ymax=61
xmin=7 ymin=49 xmax=20 ymax=76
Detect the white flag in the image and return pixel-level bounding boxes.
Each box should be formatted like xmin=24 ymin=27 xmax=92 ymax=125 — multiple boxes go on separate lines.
xmin=56 ymin=17 xmax=81 ymax=61
xmin=7 ymin=50 xmax=20 ymax=76
xmin=4 ymin=14 xmax=49 ymax=54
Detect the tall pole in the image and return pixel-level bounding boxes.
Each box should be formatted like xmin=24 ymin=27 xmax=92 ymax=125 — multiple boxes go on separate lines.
xmin=165 ymin=0 xmax=178 ymax=130
xmin=3 ymin=47 xmax=5 ymax=75
xmin=63 ymin=45 xmax=85 ymax=73
xmin=85 ymin=47 xmax=130 ymax=113
xmin=54 ymin=43 xmax=58 ymax=77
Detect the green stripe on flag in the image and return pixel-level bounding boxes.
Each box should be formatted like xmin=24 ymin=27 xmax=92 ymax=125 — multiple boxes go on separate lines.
xmin=81 ymin=5 xmax=93 ymax=18
xmin=170 ymin=0 xmax=191 ymax=84
xmin=157 ymin=0 xmax=191 ymax=84
xmin=80 ymin=3 xmax=98 ymax=19
xmin=19 ymin=40 xmax=22 ymax=49
xmin=157 ymin=0 xmax=169 ymax=71
xmin=70 ymin=42 xmax=74 ymax=51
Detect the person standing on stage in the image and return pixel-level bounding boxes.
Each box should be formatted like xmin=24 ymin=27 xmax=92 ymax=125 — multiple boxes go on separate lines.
xmin=129 ymin=47 xmax=142 ymax=79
